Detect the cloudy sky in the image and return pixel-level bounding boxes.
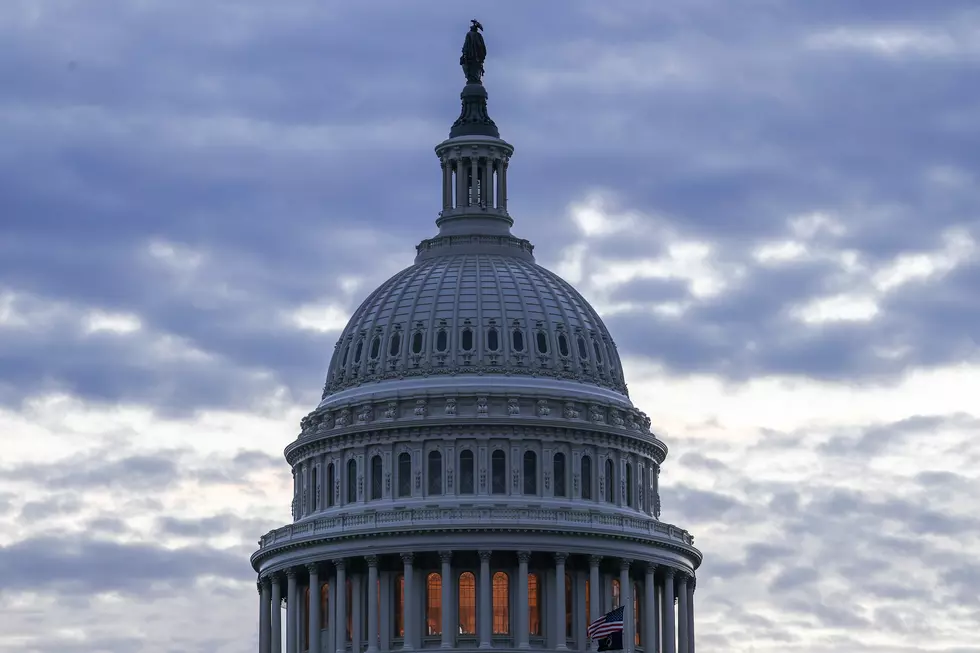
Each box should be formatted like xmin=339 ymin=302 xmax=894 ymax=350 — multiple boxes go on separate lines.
xmin=1 ymin=1 xmax=979 ymax=651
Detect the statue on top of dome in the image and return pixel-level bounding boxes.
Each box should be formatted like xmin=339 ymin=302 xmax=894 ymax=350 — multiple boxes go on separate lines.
xmin=460 ymin=19 xmax=487 ymax=85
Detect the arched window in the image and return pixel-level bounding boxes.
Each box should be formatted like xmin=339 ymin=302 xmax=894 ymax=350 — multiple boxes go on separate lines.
xmin=492 ymin=572 xmax=510 ymax=634
xmin=311 ymin=465 xmax=319 ymax=511
xmin=459 ymin=450 xmax=475 ymax=495
xmin=604 ymin=459 xmax=615 ymax=503
xmin=491 ymin=450 xmax=506 ymax=495
xmin=370 ymin=335 xmax=381 ymax=359
xmin=557 ymin=333 xmax=570 ymax=357
xmin=347 ymin=458 xmax=357 ymax=503
xmin=528 ymin=572 xmax=541 ymax=636
xmin=371 ymin=455 xmax=383 ymax=500
xmin=461 ymin=327 xmax=474 ymax=351
xmin=426 ymin=573 xmax=442 ymax=636
xmin=341 ymin=343 xmax=350 ymax=366
xmin=565 ymin=573 xmax=573 ymax=638
xmin=523 ymin=451 xmax=537 ymax=495
xmin=395 ymin=574 xmax=405 ymax=637
xmin=625 ymin=463 xmax=633 ymax=508
xmin=458 ymin=572 xmax=476 ymax=635
xmin=553 ymin=453 xmax=566 ymax=498
xmin=428 ymin=450 xmax=443 ymax=496
xmin=412 ymin=331 xmax=424 ymax=354
xmin=592 ymin=339 xmax=603 ymax=364
xmin=581 ymin=456 xmax=592 ymax=500
xmin=577 ymin=335 xmax=588 ymax=359
xmin=512 ymin=329 xmax=525 ymax=352
xmin=389 ymin=331 xmax=401 ymax=357
xmin=354 ymin=339 xmax=364 ymax=363
xmin=634 ymin=582 xmax=641 ymax=645
xmin=326 ymin=462 xmax=335 ymax=507
xmin=436 ymin=330 xmax=448 ymax=352
xmin=398 ymin=452 xmax=411 ymax=498
xmin=321 ymin=581 xmax=330 ymax=629
xmin=612 ymin=579 xmax=620 ymax=608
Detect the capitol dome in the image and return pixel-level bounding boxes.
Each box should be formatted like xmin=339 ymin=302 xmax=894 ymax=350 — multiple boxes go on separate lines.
xmin=252 ymin=22 xmax=701 ymax=653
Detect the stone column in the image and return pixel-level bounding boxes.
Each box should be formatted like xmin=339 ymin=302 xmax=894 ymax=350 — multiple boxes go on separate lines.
xmin=517 ymin=551 xmax=531 ymax=649
xmin=688 ymin=577 xmax=696 ymax=653
xmin=335 ymin=560 xmax=347 ymax=653
xmin=494 ymin=160 xmax=503 ymax=210
xmin=401 ymin=554 xmax=415 ymax=651
xmin=440 ymin=551 xmax=453 ymax=648
xmin=380 ymin=572 xmax=392 ymax=652
xmin=644 ymin=565 xmax=657 ymax=653
xmin=352 ymin=574 xmax=362 ymax=653
xmin=308 ymin=565 xmax=321 ymax=653
xmin=588 ymin=555 xmax=601 ymax=649
xmin=501 ymin=159 xmax=509 ymax=211
xmin=554 ymin=553 xmax=568 ymax=650
xmin=367 ymin=557 xmax=379 ymax=653
xmin=469 ymin=157 xmax=478 ymax=207
xmin=479 ymin=551 xmax=492 ymax=649
xmin=286 ymin=569 xmax=298 ymax=653
xmin=619 ymin=561 xmax=631 ymax=651
xmin=271 ymin=574 xmax=283 ymax=653
xmin=259 ymin=579 xmax=271 ymax=653
xmin=677 ymin=574 xmax=689 ymax=653
xmin=662 ymin=569 xmax=676 ymax=653
xmin=441 ymin=159 xmax=451 ymax=210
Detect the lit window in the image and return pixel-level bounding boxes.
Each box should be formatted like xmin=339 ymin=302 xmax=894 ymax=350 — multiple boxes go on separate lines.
xmin=585 ymin=579 xmax=590 ymax=625
xmin=528 ymin=572 xmax=541 ymax=636
xmin=553 ymin=453 xmax=566 ymax=497
xmin=427 ymin=573 xmax=442 ymax=636
xmin=398 ymin=453 xmax=411 ymax=498
xmin=371 ymin=455 xmax=383 ymax=500
xmin=321 ymin=581 xmax=330 ymax=628
xmin=428 ymin=451 xmax=443 ymax=495
xmin=460 ymin=450 xmax=475 ymax=495
xmin=634 ymin=582 xmax=641 ymax=645
xmin=347 ymin=458 xmax=357 ymax=503
xmin=581 ymin=456 xmax=592 ymax=500
xmin=459 ymin=572 xmax=476 ymax=635
xmin=395 ymin=575 xmax=405 ymax=637
xmin=492 ymin=572 xmax=510 ymax=634
xmin=491 ymin=450 xmax=506 ymax=495
xmin=612 ymin=579 xmax=620 ymax=608
xmin=523 ymin=451 xmax=537 ymax=495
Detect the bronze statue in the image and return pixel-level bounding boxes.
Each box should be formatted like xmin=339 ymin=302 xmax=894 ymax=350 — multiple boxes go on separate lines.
xmin=460 ymin=19 xmax=486 ymax=84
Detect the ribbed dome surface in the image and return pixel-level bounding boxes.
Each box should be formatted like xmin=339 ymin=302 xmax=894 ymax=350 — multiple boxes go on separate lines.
xmin=322 ymin=253 xmax=628 ymax=400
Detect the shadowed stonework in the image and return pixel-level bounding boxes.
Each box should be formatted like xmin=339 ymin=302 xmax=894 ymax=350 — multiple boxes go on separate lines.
xmin=251 ymin=22 xmax=701 ymax=653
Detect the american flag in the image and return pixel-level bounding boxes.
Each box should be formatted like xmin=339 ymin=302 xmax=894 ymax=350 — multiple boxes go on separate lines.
xmin=587 ymin=606 xmax=625 ymax=640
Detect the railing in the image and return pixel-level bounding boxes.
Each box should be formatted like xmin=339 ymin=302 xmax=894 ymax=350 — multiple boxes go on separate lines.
xmin=257 ymin=507 xmax=695 ymax=550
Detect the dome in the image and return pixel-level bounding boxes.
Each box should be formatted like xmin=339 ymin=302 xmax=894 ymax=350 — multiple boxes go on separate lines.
xmin=252 ymin=24 xmax=701 ymax=653
xmin=320 ymin=252 xmax=630 ymax=409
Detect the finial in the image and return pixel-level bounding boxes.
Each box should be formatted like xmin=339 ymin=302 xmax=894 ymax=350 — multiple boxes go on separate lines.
xmin=460 ymin=19 xmax=487 ymax=85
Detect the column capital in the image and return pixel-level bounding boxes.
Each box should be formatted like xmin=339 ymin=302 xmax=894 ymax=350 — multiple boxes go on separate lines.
xmin=662 ymin=567 xmax=676 ymax=579
xmin=676 ymin=571 xmax=690 ymax=586
xmin=438 ymin=550 xmax=453 ymax=563
xmin=645 ymin=562 xmax=658 ymax=575
xmin=366 ymin=555 xmax=379 ymax=568
xmin=306 ymin=563 xmax=320 ymax=576
xmin=479 ymin=550 xmax=492 ymax=562
xmin=257 ymin=580 xmax=263 ymax=594
xmin=401 ymin=552 xmax=415 ymax=565
xmin=286 ymin=566 xmax=298 ymax=579
xmin=690 ymin=576 xmax=697 ymax=592
xmin=517 ymin=551 xmax=532 ymax=564
xmin=554 ymin=552 xmax=568 ymax=565
xmin=588 ymin=555 xmax=603 ymax=567
xmin=619 ymin=558 xmax=631 ymax=571
xmin=333 ymin=558 xmax=346 ymax=571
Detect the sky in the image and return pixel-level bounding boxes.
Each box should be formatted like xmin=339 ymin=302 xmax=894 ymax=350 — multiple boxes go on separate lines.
xmin=0 ymin=1 xmax=978 ymax=651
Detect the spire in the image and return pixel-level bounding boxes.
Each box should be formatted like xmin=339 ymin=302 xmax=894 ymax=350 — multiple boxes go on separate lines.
xmin=451 ymin=19 xmax=499 ymax=138
xmin=416 ymin=21 xmax=532 ymax=263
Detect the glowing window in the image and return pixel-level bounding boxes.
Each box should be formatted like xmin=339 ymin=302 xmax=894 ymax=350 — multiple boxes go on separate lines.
xmin=492 ymin=572 xmax=510 ymax=634
xmin=634 ymin=582 xmax=641 ymax=645
xmin=458 ymin=572 xmax=476 ymax=635
xmin=321 ymin=581 xmax=330 ymax=628
xmin=528 ymin=572 xmax=541 ymax=636
xmin=426 ymin=573 xmax=442 ymax=636
xmin=395 ymin=575 xmax=405 ymax=637
xmin=612 ymin=579 xmax=620 ymax=608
